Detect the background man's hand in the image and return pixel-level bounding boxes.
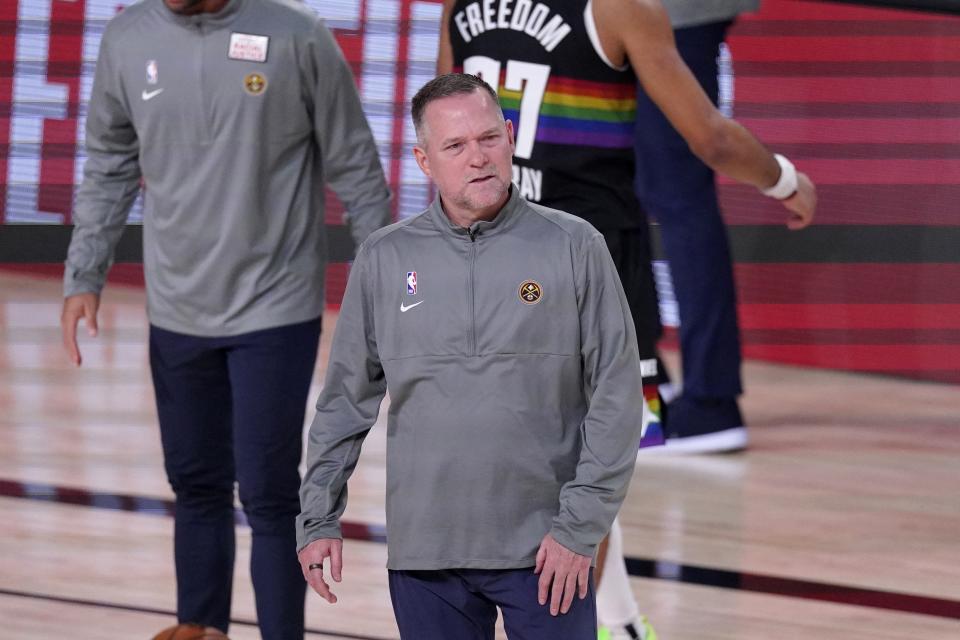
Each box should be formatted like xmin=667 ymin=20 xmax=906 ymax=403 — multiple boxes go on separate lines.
xmin=298 ymin=538 xmax=343 ymax=604
xmin=534 ymin=533 xmax=592 ymax=616
xmin=783 ymin=172 xmax=816 ymax=230
xmin=61 ymin=292 xmax=100 ymax=366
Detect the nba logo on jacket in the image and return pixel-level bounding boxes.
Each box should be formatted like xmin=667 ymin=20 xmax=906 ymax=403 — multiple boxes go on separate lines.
xmin=406 ymin=271 xmax=418 ymax=295
xmin=146 ymin=60 xmax=158 ymax=85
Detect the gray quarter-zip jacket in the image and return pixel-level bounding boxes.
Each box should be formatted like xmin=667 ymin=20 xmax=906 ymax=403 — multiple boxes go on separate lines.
xmin=297 ymin=187 xmax=645 ymax=569
xmin=65 ymin=0 xmax=390 ymax=336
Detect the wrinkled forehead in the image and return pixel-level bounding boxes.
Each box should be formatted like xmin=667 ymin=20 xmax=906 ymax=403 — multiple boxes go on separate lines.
xmin=420 ymin=89 xmax=505 ymax=145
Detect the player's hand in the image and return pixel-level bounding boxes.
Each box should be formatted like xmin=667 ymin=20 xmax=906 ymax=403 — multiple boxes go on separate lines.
xmin=783 ymin=172 xmax=816 ymax=230
xmin=61 ymin=292 xmax=100 ymax=366
xmin=298 ymin=538 xmax=343 ymax=604
xmin=534 ymin=533 xmax=591 ymax=616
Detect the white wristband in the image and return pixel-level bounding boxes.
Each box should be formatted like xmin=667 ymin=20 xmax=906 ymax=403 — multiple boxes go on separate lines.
xmin=761 ymin=153 xmax=798 ymax=200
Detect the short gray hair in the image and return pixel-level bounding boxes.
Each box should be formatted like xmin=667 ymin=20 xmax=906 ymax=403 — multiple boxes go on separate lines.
xmin=411 ymin=73 xmax=501 ymax=145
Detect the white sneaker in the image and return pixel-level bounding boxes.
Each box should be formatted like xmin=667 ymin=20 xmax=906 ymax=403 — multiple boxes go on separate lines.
xmin=599 ymin=615 xmax=658 ymax=640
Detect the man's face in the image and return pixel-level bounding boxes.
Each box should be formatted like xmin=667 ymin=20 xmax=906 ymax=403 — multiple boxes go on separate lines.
xmin=413 ymin=89 xmax=515 ymax=221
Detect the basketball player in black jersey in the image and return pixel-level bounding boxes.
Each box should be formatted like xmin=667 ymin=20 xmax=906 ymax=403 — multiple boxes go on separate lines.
xmin=440 ymin=0 xmax=816 ymax=638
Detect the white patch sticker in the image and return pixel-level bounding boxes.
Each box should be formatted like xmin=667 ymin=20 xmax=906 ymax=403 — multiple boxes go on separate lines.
xmin=639 ymin=358 xmax=659 ymax=378
xmin=228 ymin=33 xmax=269 ymax=63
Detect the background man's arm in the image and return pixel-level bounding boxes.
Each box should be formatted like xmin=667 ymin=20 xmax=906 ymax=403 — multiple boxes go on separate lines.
xmin=307 ymin=19 xmax=392 ymax=246
xmin=596 ymin=0 xmax=815 ymax=228
xmin=62 ymin=26 xmax=142 ymax=365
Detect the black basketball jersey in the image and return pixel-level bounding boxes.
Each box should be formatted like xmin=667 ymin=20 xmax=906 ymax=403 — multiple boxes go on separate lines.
xmin=449 ymin=0 xmax=643 ymax=229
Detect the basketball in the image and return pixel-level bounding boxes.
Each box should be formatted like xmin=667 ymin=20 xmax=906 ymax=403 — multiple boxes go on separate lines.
xmin=151 ymin=623 xmax=229 ymax=640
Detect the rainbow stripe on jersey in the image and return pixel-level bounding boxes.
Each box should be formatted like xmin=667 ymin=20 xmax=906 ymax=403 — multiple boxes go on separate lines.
xmin=499 ymin=75 xmax=637 ymax=149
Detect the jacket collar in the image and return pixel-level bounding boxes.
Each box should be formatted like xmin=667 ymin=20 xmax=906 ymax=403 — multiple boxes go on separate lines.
xmin=429 ymin=184 xmax=525 ymax=240
xmin=156 ymin=0 xmax=247 ymax=29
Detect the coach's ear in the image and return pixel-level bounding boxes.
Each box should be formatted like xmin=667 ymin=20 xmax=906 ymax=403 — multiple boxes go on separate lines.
xmin=413 ymin=143 xmax=432 ymax=179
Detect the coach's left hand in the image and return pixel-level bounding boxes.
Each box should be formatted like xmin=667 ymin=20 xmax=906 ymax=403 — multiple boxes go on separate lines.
xmin=534 ymin=533 xmax=591 ymax=616
xmin=298 ymin=537 xmax=343 ymax=604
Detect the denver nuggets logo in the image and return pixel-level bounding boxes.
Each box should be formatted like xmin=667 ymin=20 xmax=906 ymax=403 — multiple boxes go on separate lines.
xmin=518 ymin=280 xmax=542 ymax=304
xmin=243 ymin=72 xmax=267 ymax=95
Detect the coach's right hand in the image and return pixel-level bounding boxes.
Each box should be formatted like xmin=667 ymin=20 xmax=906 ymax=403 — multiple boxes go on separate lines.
xmin=61 ymin=292 xmax=100 ymax=366
xmin=298 ymin=538 xmax=343 ymax=604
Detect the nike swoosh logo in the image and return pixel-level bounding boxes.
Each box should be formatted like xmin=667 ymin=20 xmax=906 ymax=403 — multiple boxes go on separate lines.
xmin=141 ymin=88 xmax=164 ymax=101
xmin=400 ymin=300 xmax=424 ymax=313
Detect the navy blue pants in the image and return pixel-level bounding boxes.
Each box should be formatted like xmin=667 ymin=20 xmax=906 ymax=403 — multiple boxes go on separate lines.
xmin=149 ymin=318 xmax=321 ymax=640
xmin=389 ymin=568 xmax=597 ymax=640
xmin=634 ymin=21 xmax=743 ymax=399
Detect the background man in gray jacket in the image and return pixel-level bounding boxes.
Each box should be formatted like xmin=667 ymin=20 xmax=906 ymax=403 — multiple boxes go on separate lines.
xmin=59 ymin=0 xmax=390 ymax=638
xmin=296 ymin=73 xmax=645 ymax=639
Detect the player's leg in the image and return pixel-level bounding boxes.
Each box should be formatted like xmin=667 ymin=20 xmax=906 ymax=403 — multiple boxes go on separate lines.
xmin=389 ymin=569 xmax=498 ymax=640
xmin=228 ymin=317 xmax=322 ymax=640
xmin=596 ymin=519 xmax=657 ymax=640
xmin=149 ymin=326 xmax=235 ymax=633
xmin=600 ymin=228 xmax=666 ymax=448
xmin=634 ymin=21 xmax=746 ymax=453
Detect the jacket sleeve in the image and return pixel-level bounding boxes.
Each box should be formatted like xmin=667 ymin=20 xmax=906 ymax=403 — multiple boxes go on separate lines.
xmin=549 ymin=232 xmax=645 ymax=557
xmin=64 ymin=29 xmax=142 ymax=297
xmin=306 ymin=19 xmax=391 ymax=248
xmin=297 ymin=245 xmax=387 ymax=550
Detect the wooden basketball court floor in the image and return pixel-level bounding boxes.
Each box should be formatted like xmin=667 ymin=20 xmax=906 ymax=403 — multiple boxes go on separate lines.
xmin=1 ymin=270 xmax=958 ymax=639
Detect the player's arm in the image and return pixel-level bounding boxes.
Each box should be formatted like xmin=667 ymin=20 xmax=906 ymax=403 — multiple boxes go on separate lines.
xmin=437 ymin=0 xmax=457 ymax=74
xmin=306 ymin=19 xmax=391 ymax=246
xmin=595 ymin=0 xmax=815 ymax=228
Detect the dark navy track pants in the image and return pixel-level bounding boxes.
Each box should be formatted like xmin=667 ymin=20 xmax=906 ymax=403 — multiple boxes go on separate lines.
xmin=634 ymin=21 xmax=743 ymax=399
xmin=389 ymin=568 xmax=597 ymax=640
xmin=149 ymin=317 xmax=321 ymax=639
